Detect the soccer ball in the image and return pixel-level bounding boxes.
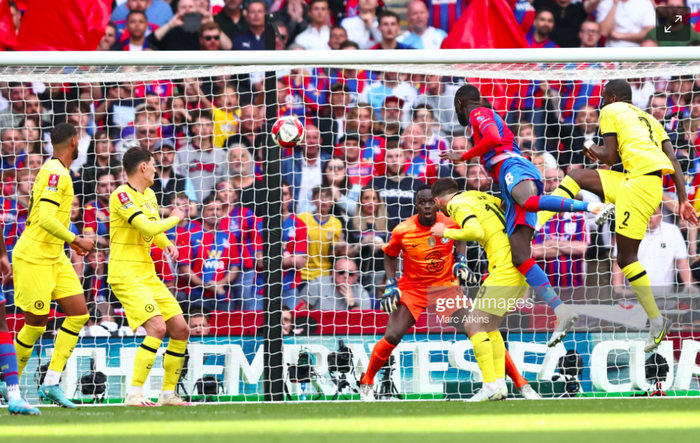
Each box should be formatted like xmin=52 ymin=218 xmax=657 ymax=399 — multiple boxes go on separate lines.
xmin=271 ymin=116 xmax=304 ymax=148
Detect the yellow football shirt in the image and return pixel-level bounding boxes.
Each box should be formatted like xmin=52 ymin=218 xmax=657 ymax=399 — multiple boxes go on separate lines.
xmin=13 ymin=158 xmax=75 ymax=265
xmin=213 ymin=106 xmax=239 ymax=148
xmin=108 ymin=184 xmax=175 ymax=284
xmin=446 ymin=191 xmax=513 ymax=273
xmin=599 ymin=101 xmax=674 ymax=177
xmin=298 ymin=212 xmax=342 ymax=282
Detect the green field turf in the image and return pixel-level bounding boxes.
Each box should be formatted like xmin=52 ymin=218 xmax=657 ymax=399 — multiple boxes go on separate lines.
xmin=1 ymin=398 xmax=699 ymax=443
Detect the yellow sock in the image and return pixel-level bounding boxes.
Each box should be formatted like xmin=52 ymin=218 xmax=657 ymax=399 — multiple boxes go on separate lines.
xmin=49 ymin=314 xmax=89 ymax=373
xmin=132 ymin=336 xmax=162 ymax=387
xmin=622 ymin=261 xmax=661 ymax=319
xmin=14 ymin=324 xmax=46 ymax=378
xmin=537 ymin=176 xmax=582 ymax=226
xmin=162 ymin=339 xmax=188 ymax=391
xmin=471 ymin=331 xmax=496 ymax=383
xmin=487 ymin=331 xmax=506 ymax=380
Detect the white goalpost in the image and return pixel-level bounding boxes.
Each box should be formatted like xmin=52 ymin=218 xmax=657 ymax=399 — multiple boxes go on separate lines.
xmin=1 ymin=47 xmax=700 ymax=403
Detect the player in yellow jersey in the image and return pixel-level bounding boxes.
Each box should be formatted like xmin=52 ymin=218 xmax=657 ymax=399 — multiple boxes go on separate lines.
xmin=539 ymin=79 xmax=699 ymax=353
xmin=109 ymin=146 xmax=191 ymax=407
xmin=12 ymin=123 xmax=95 ymax=408
xmin=430 ymin=178 xmax=530 ymax=401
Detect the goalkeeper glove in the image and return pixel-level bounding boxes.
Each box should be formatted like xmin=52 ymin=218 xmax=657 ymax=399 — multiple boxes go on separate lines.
xmin=453 ymin=254 xmax=478 ymax=286
xmin=380 ymin=278 xmax=401 ymax=314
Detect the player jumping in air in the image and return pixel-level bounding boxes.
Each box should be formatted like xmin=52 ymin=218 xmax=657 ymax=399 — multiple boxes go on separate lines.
xmin=440 ymin=85 xmax=614 ymax=347
xmin=539 ymin=79 xmax=699 ymax=352
xmin=0 ymin=237 xmax=40 ymax=415
xmin=430 ymin=178 xmax=536 ymax=401
xmin=109 ymin=147 xmax=191 ymax=406
xmin=359 ymin=185 xmax=540 ymax=401
xmin=12 ymin=123 xmax=95 ymax=409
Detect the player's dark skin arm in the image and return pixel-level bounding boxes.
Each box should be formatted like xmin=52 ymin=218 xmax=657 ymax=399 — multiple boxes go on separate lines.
xmin=382 ymin=252 xmax=416 ymax=345
xmin=585 ymin=136 xmax=619 ymax=167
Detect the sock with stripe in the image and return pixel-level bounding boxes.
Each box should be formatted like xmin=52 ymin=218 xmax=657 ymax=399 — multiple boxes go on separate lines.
xmin=622 ymin=261 xmax=662 ymax=325
xmin=14 ymin=324 xmax=46 ymax=378
xmin=131 ymin=336 xmax=163 ymax=389
xmin=45 ymin=314 xmax=89 ymax=385
xmin=517 ymin=258 xmax=566 ymax=316
xmin=0 ymin=331 xmax=21 ymax=400
xmin=162 ymin=339 xmax=188 ymax=391
xmin=471 ymin=331 xmax=497 ymax=384
xmin=504 ymin=349 xmax=528 ymax=389
xmin=537 ymin=176 xmax=583 ymax=227
xmin=488 ymin=331 xmax=506 ymax=380
xmin=361 ymin=337 xmax=397 ymax=385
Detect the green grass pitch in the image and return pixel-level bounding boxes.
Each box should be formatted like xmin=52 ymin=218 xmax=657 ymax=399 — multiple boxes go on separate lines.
xmin=2 ymin=398 xmax=699 ymax=443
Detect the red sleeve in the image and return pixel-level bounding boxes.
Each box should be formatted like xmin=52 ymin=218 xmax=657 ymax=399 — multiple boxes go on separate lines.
xmin=462 ymin=111 xmax=502 ymax=161
xmin=382 ymin=226 xmax=405 ymax=257
xmin=294 ymin=220 xmax=308 ymax=255
xmin=83 ymin=203 xmax=97 ymax=233
xmin=228 ymin=234 xmax=242 ymax=269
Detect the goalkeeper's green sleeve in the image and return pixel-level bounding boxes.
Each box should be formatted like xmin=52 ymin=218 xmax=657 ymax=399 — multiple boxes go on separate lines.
xmin=38 ymin=200 xmax=76 ymax=244
xmin=443 ymin=216 xmax=485 ymax=243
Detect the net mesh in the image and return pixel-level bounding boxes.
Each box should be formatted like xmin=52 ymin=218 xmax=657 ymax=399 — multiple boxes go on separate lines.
xmin=1 ymin=60 xmax=700 ymax=403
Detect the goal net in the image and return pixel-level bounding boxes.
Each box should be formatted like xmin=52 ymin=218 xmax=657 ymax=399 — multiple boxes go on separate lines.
xmin=2 ymin=50 xmax=700 ymax=403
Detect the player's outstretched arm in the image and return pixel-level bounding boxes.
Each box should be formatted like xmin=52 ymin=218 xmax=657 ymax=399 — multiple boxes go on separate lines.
xmin=130 ymin=208 xmax=184 ymax=237
xmin=663 ymin=140 xmax=699 ymax=225
xmin=431 ymin=218 xmax=485 ymax=243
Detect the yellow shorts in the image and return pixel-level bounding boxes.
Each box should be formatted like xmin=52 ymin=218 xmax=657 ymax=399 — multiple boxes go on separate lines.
xmin=110 ymin=273 xmax=182 ymax=331
xmin=13 ymin=255 xmax=83 ymax=316
xmin=598 ymin=170 xmax=663 ymax=241
xmin=476 ymin=266 xmax=528 ymax=317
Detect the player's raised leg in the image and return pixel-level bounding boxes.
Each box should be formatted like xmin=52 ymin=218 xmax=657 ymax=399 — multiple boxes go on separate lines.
xmin=536 ymin=168 xmax=611 ymax=228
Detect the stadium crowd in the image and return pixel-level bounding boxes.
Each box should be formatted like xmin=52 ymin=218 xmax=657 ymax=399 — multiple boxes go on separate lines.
xmin=2 ymin=0 xmax=700 ymax=334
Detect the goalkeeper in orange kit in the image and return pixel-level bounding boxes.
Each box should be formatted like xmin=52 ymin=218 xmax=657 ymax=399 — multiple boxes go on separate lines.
xmin=359 ymin=185 xmax=539 ymax=401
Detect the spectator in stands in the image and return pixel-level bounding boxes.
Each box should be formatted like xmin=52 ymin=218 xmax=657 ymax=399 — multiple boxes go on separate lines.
xmin=0 ymin=83 xmax=51 ymax=130
xmin=597 ymin=0 xmax=655 ymax=47
xmin=532 ymin=168 xmax=590 ymax=289
xmin=98 ymin=22 xmax=118 ymax=50
xmin=370 ymin=145 xmax=426 ymax=231
xmin=272 ymin=0 xmax=310 ymax=44
xmin=413 ymin=104 xmax=449 ymax=164
xmin=281 ymin=181 xmax=308 ymax=309
xmin=151 ymin=139 xmax=197 ymax=206
xmin=227 ymin=144 xmax=260 ymax=209
xmin=348 ymin=186 xmax=388 ymax=293
xmin=648 ymin=92 xmax=669 ymax=122
xmin=644 ymin=0 xmax=700 ymax=46
xmin=383 ymin=96 xmax=404 ymax=138
xmin=276 ymin=21 xmax=290 ymax=50
xmin=400 ymin=123 xmax=438 ymax=182
xmin=209 ymin=84 xmax=240 ymax=148
xmin=438 ymin=136 xmax=470 ymax=190
xmin=322 ymin=156 xmax=362 ymax=220
xmin=534 ymin=0 xmax=602 ymax=48
xmin=298 ymin=186 xmax=344 ymax=286
xmin=112 ymin=11 xmax=154 ymax=51
xmin=329 ymin=25 xmax=348 ymax=49
xmin=175 ymin=109 xmax=227 ymax=201
xmin=339 ymin=132 xmax=374 ymax=189
xmin=612 ymin=206 xmax=695 ymax=295
xmin=149 ymin=0 xmax=230 ymax=50
xmin=179 ymin=196 xmax=240 ymax=312
xmin=543 ymin=97 xmax=600 ymax=167
xmin=111 ymin=0 xmax=174 ymax=27
xmin=215 ymin=0 xmax=248 ymax=42
xmin=0 ymin=128 xmax=26 ymax=174
xmin=527 ymin=9 xmax=558 ymax=48
xmin=232 ymin=0 xmax=267 ymax=50
xmin=19 ymin=115 xmax=44 ymax=155
xmin=414 ymin=75 xmax=463 ymax=136
xmin=466 ymin=163 xmax=492 ymax=192
xmin=199 ymin=22 xmax=225 ymax=50
xmin=26 ymin=153 xmax=44 ymax=174
xmin=188 ymin=308 xmax=212 ymax=336
xmin=225 ymin=104 xmax=265 ymax=148
xmin=134 ymin=117 xmax=161 ymax=152
xmin=94 ymin=83 xmax=140 ymax=139
xmin=80 ymin=130 xmax=120 ymax=202
xmin=371 ymin=10 xmax=412 ymax=50
xmin=398 ymin=0 xmax=446 ymax=49
xmin=82 ymin=248 xmax=116 ymax=320
xmin=300 ymin=258 xmax=373 ymax=310
xmin=361 ymin=72 xmax=417 ymax=123
xmin=579 ymin=20 xmax=602 ymax=48
xmin=282 ymin=124 xmax=329 ymax=213
xmin=318 ymin=83 xmax=351 ymax=150
xmin=341 ymin=0 xmax=381 ymax=49
xmin=84 ymin=170 xmax=117 ymax=238
xmin=294 ymin=0 xmax=331 ymax=50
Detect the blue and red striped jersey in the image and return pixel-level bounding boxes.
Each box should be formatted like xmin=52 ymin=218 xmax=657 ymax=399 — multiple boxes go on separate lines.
xmin=525 ymin=31 xmax=559 ymax=49
xmin=84 ymin=199 xmax=110 ymax=237
xmin=186 ymin=229 xmax=241 ymax=298
xmin=223 ymin=205 xmax=262 ymax=270
xmin=469 ymin=107 xmax=522 ymax=179
xmin=0 ymin=198 xmax=28 ymax=259
xmin=533 ymin=213 xmax=589 ymax=288
xmin=282 ymin=213 xmax=307 ymax=291
xmin=422 ymin=0 xmax=469 ymax=34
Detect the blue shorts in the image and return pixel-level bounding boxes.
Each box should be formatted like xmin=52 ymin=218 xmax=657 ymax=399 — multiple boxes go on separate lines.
xmin=498 ymin=156 xmax=543 ymax=236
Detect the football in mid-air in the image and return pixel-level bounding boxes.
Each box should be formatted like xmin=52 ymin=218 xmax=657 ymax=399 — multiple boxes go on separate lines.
xmin=271 ymin=116 xmax=304 ymax=148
